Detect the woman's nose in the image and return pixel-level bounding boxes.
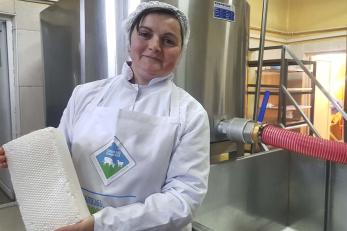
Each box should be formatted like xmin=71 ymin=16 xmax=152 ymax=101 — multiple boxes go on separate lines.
xmin=148 ymin=36 xmax=161 ymax=52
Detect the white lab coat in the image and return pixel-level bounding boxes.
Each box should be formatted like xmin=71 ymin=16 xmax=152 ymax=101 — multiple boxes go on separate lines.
xmin=58 ymin=62 xmax=210 ymax=231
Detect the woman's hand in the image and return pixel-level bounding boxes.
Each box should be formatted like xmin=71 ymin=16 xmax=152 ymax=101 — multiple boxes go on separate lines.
xmin=54 ymin=216 xmax=94 ymax=231
xmin=0 ymin=147 xmax=8 ymax=168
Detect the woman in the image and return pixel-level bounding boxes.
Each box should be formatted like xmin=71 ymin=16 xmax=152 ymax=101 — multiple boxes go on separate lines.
xmin=0 ymin=1 xmax=210 ymax=230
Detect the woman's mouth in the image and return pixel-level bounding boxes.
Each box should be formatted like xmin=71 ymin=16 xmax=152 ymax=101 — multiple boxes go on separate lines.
xmin=142 ymin=55 xmax=161 ymax=62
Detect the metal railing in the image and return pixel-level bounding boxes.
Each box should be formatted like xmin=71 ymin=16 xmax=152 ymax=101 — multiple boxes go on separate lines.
xmin=284 ymin=46 xmax=347 ymax=121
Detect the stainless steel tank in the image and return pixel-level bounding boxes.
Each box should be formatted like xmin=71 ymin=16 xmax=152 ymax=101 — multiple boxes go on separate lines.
xmin=144 ymin=0 xmax=250 ymax=155
xmin=41 ymin=0 xmax=130 ymax=127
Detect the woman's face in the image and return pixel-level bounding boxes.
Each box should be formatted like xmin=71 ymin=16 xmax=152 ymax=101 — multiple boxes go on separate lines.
xmin=129 ymin=13 xmax=182 ymax=85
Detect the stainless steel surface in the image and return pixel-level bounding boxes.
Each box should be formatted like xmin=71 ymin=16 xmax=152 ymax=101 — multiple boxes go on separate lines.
xmin=217 ymin=118 xmax=255 ymax=143
xmin=195 ymin=149 xmax=289 ymax=231
xmin=329 ymin=164 xmax=347 ymax=230
xmin=288 ymin=154 xmax=326 ymax=231
xmin=0 ymin=21 xmax=12 ymax=155
xmin=252 ymin=0 xmax=268 ymax=121
xmin=0 ymin=20 xmax=15 ymax=201
xmin=41 ymin=0 xmax=82 ymax=127
xmin=0 ymin=189 xmax=12 ymax=205
xmin=41 ymin=0 xmax=129 ymax=127
xmin=324 ymin=161 xmax=332 ymax=231
xmin=192 ymin=221 xmax=214 ymax=231
xmin=0 ymin=205 xmax=25 ymax=231
xmin=285 ymin=46 xmax=347 ymax=121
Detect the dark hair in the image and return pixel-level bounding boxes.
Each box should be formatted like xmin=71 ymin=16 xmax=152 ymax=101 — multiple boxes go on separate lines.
xmin=129 ymin=7 xmax=184 ymax=47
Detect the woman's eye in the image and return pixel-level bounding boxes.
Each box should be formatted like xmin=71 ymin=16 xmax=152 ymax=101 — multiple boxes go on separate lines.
xmin=138 ymin=31 xmax=151 ymax=39
xmin=162 ymin=38 xmax=177 ymax=46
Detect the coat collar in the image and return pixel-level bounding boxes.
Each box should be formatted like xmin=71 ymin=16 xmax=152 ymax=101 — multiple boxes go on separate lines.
xmin=121 ymin=61 xmax=174 ymax=87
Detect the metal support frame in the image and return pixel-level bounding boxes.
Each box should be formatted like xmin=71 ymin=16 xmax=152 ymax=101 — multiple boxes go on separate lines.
xmin=251 ymin=0 xmax=269 ymax=153
xmin=252 ymin=0 xmax=269 ymax=121
xmin=281 ymin=85 xmax=320 ymax=137
xmin=285 ymin=46 xmax=347 ymax=121
xmin=248 ymin=45 xmax=316 ymax=131
xmin=279 ymin=47 xmax=286 ymax=127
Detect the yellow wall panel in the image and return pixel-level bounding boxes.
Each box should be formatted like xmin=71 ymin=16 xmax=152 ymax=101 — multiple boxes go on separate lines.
xmin=288 ymin=0 xmax=347 ymax=32
xmin=248 ymin=0 xmax=346 ymax=39
xmin=247 ymin=0 xmax=289 ymax=32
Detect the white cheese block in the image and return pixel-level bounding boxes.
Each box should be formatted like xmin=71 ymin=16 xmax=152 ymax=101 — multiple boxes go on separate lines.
xmin=3 ymin=127 xmax=90 ymax=231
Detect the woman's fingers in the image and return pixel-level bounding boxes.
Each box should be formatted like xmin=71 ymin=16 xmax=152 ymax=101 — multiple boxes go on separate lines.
xmin=54 ymin=216 xmax=94 ymax=231
xmin=0 ymin=147 xmax=8 ymax=168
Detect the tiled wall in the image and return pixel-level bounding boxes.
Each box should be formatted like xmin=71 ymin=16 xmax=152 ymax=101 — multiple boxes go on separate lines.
xmin=1 ymin=0 xmax=50 ymax=136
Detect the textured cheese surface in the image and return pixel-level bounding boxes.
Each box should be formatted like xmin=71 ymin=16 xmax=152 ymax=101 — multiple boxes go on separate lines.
xmin=3 ymin=127 xmax=90 ymax=231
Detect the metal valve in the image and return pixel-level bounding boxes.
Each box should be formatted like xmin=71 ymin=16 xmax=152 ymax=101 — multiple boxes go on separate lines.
xmin=216 ymin=118 xmax=263 ymax=144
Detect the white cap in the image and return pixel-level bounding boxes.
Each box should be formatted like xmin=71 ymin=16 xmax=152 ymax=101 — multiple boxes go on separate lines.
xmin=124 ymin=1 xmax=190 ymax=50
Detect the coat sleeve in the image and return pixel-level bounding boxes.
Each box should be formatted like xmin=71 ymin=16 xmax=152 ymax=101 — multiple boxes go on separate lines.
xmin=93 ymin=104 xmax=210 ymax=231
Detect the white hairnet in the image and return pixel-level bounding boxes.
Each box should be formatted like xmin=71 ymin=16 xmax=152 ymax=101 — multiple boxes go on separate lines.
xmin=125 ymin=1 xmax=190 ymax=50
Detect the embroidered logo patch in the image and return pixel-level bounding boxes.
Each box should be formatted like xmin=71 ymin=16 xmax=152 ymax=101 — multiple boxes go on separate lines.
xmin=91 ymin=137 xmax=135 ymax=185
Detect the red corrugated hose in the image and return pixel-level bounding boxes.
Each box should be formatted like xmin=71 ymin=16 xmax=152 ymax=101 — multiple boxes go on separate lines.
xmin=261 ymin=125 xmax=347 ymax=164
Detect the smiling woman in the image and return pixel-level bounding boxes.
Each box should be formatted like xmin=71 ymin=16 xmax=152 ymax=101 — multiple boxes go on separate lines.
xmin=10 ymin=1 xmax=208 ymax=231
xmin=129 ymin=13 xmax=183 ymax=84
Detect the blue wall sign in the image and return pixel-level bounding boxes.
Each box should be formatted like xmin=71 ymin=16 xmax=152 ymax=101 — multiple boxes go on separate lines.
xmin=213 ymin=1 xmax=235 ymax=22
